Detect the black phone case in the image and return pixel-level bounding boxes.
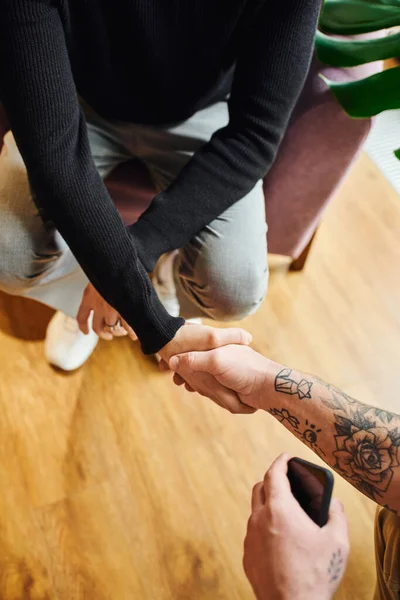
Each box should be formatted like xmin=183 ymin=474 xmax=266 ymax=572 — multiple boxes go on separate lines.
xmin=288 ymin=457 xmax=334 ymax=527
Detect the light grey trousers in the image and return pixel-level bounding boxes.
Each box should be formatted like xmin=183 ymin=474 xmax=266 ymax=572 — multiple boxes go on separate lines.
xmin=0 ymin=101 xmax=268 ymax=322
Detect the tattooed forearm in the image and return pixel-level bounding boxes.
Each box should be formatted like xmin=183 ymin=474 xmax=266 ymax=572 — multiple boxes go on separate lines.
xmin=321 ymin=387 xmax=400 ymax=502
xmin=269 ymin=407 xmax=300 ymax=429
xmin=275 ymin=368 xmax=313 ymax=399
xmin=321 ymin=384 xmax=395 ymax=426
xmin=269 ymin=408 xmax=325 ymax=458
xmin=268 ymin=364 xmax=400 ymax=510
xmin=328 ymin=549 xmax=344 ymax=584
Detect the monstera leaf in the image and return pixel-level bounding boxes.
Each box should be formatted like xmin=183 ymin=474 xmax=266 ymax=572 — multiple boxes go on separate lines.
xmin=315 ymin=29 xmax=400 ymax=66
xmin=320 ymin=66 xmax=400 ymax=117
xmin=317 ymin=0 xmax=400 ymax=158
xmin=320 ymin=0 xmax=400 ymax=35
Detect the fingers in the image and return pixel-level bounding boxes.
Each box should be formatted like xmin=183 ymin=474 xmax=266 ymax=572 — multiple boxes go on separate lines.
xmin=171 ymin=367 xmax=256 ymax=414
xmin=77 ymin=284 xmax=137 ymax=341
xmin=109 ymin=323 xmax=129 ymax=338
xmin=169 ymin=349 xmax=218 ymax=375
xmin=159 ymin=359 xmax=189 ymax=392
xmin=99 ymin=317 xmax=137 ymax=342
xmin=199 ymin=326 xmax=252 ymax=351
xmin=177 ymin=325 xmax=251 ymax=355
xmin=171 ymin=361 xmax=257 ymax=414
xmin=87 ymin=311 xmax=135 ymax=343
xmin=251 ymin=482 xmax=265 ymax=512
xmin=169 ymin=345 xmax=254 ymax=378
xmin=325 ymin=499 xmax=349 ymax=539
xmin=212 ymin=327 xmax=252 ymax=348
xmin=93 ymin=310 xmax=114 ymax=341
xmin=218 ymin=388 xmax=254 ymax=414
xmin=77 ymin=303 xmax=91 ymax=335
xmin=121 ymin=320 xmax=138 ymax=341
xmin=202 ymin=381 xmax=256 ymax=414
xmin=263 ymin=453 xmax=292 ymax=500
xmin=173 ymin=372 xmax=186 ymax=386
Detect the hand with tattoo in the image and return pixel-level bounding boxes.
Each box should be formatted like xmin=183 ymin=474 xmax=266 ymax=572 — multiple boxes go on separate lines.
xmin=244 ymin=454 xmax=349 ymax=600
xmin=169 ymin=342 xmax=400 ymax=513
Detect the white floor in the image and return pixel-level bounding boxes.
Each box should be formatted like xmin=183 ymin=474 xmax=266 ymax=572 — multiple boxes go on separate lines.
xmin=365 ymin=110 xmax=400 ymax=195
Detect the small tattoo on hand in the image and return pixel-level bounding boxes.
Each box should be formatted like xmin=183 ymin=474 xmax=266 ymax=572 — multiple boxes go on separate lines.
xmin=328 ymin=548 xmax=344 ymax=583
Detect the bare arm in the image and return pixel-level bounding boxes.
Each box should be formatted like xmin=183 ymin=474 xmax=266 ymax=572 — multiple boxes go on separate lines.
xmin=169 ymin=346 xmax=400 ymax=513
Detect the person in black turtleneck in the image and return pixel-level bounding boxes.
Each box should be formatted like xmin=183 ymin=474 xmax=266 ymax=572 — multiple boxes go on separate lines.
xmin=0 ymin=0 xmax=321 ymax=377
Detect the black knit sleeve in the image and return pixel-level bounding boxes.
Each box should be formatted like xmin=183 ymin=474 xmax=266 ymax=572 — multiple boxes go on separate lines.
xmin=0 ymin=0 xmax=183 ymax=354
xmin=130 ymin=0 xmax=322 ymax=272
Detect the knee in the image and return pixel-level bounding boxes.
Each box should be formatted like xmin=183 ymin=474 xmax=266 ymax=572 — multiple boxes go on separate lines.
xmin=0 ymin=136 xmax=45 ymax=293
xmin=0 ymin=252 xmax=45 ymax=295
xmin=0 ymin=144 xmax=64 ymax=294
xmin=0 ymin=230 xmax=62 ymax=296
xmin=206 ymin=265 xmax=269 ymax=322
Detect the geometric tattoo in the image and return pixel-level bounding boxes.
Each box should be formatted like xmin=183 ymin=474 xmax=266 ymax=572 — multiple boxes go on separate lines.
xmin=269 ymin=407 xmax=300 ymax=429
xmin=275 ymin=368 xmax=313 ymax=400
xmin=328 ymin=548 xmax=344 ymax=584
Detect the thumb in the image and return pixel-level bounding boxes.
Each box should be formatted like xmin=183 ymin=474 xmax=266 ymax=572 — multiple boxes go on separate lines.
xmin=169 ymin=350 xmax=216 ymax=374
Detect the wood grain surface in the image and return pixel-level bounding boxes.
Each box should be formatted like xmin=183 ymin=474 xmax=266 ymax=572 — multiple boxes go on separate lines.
xmin=0 ymin=153 xmax=398 ymax=599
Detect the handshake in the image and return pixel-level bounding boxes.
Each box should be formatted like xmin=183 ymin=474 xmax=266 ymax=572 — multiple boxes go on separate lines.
xmin=77 ymin=286 xmax=352 ymax=600
xmin=77 ymin=282 xmax=269 ymax=413
xmin=157 ymin=321 xmax=269 ymax=414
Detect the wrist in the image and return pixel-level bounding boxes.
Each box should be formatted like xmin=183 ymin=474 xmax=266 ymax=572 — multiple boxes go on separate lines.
xmin=249 ymin=358 xmax=283 ymax=411
xmin=129 ymin=205 xmax=174 ymax=273
xmin=158 ymin=341 xmax=177 ymax=362
xmin=158 ymin=326 xmax=184 ymax=361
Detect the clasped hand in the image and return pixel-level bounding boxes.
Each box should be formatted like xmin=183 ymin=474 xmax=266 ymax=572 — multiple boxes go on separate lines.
xmin=165 ymin=344 xmax=272 ymax=414
xmin=159 ymin=325 xmax=256 ymax=414
xmin=77 ymin=284 xmax=255 ymax=412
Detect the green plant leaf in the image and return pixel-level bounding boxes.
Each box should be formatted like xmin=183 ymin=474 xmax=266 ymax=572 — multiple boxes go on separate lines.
xmin=320 ymin=0 xmax=400 ymax=34
xmin=395 ymin=147 xmax=400 ymax=160
xmin=368 ymin=0 xmax=400 ymax=6
xmin=367 ymin=0 xmax=400 ymax=6
xmin=315 ymin=30 xmax=400 ymax=66
xmin=321 ymin=66 xmax=400 ymax=117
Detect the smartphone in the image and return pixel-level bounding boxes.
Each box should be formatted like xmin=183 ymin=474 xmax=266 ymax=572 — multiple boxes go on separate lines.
xmin=287 ymin=457 xmax=334 ymax=527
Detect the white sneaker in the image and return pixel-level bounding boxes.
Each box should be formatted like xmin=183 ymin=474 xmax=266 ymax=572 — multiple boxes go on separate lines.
xmin=153 ymin=251 xmax=202 ymax=323
xmin=152 ymin=252 xmax=201 ymax=363
xmin=45 ymin=311 xmax=99 ymax=371
xmin=152 ymin=251 xmax=181 ymax=318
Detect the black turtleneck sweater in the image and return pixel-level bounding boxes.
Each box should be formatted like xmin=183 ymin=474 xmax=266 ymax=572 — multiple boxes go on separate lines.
xmin=0 ymin=0 xmax=321 ymax=354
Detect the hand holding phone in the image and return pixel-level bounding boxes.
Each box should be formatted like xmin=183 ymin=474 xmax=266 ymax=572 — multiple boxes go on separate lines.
xmin=244 ymin=454 xmax=348 ymax=600
xmin=287 ymin=457 xmax=334 ymax=526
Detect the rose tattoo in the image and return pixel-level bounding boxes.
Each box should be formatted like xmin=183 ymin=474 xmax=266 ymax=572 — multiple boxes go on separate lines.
xmin=321 ymin=390 xmax=400 ymax=501
xmin=334 ymin=426 xmax=400 ymax=494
